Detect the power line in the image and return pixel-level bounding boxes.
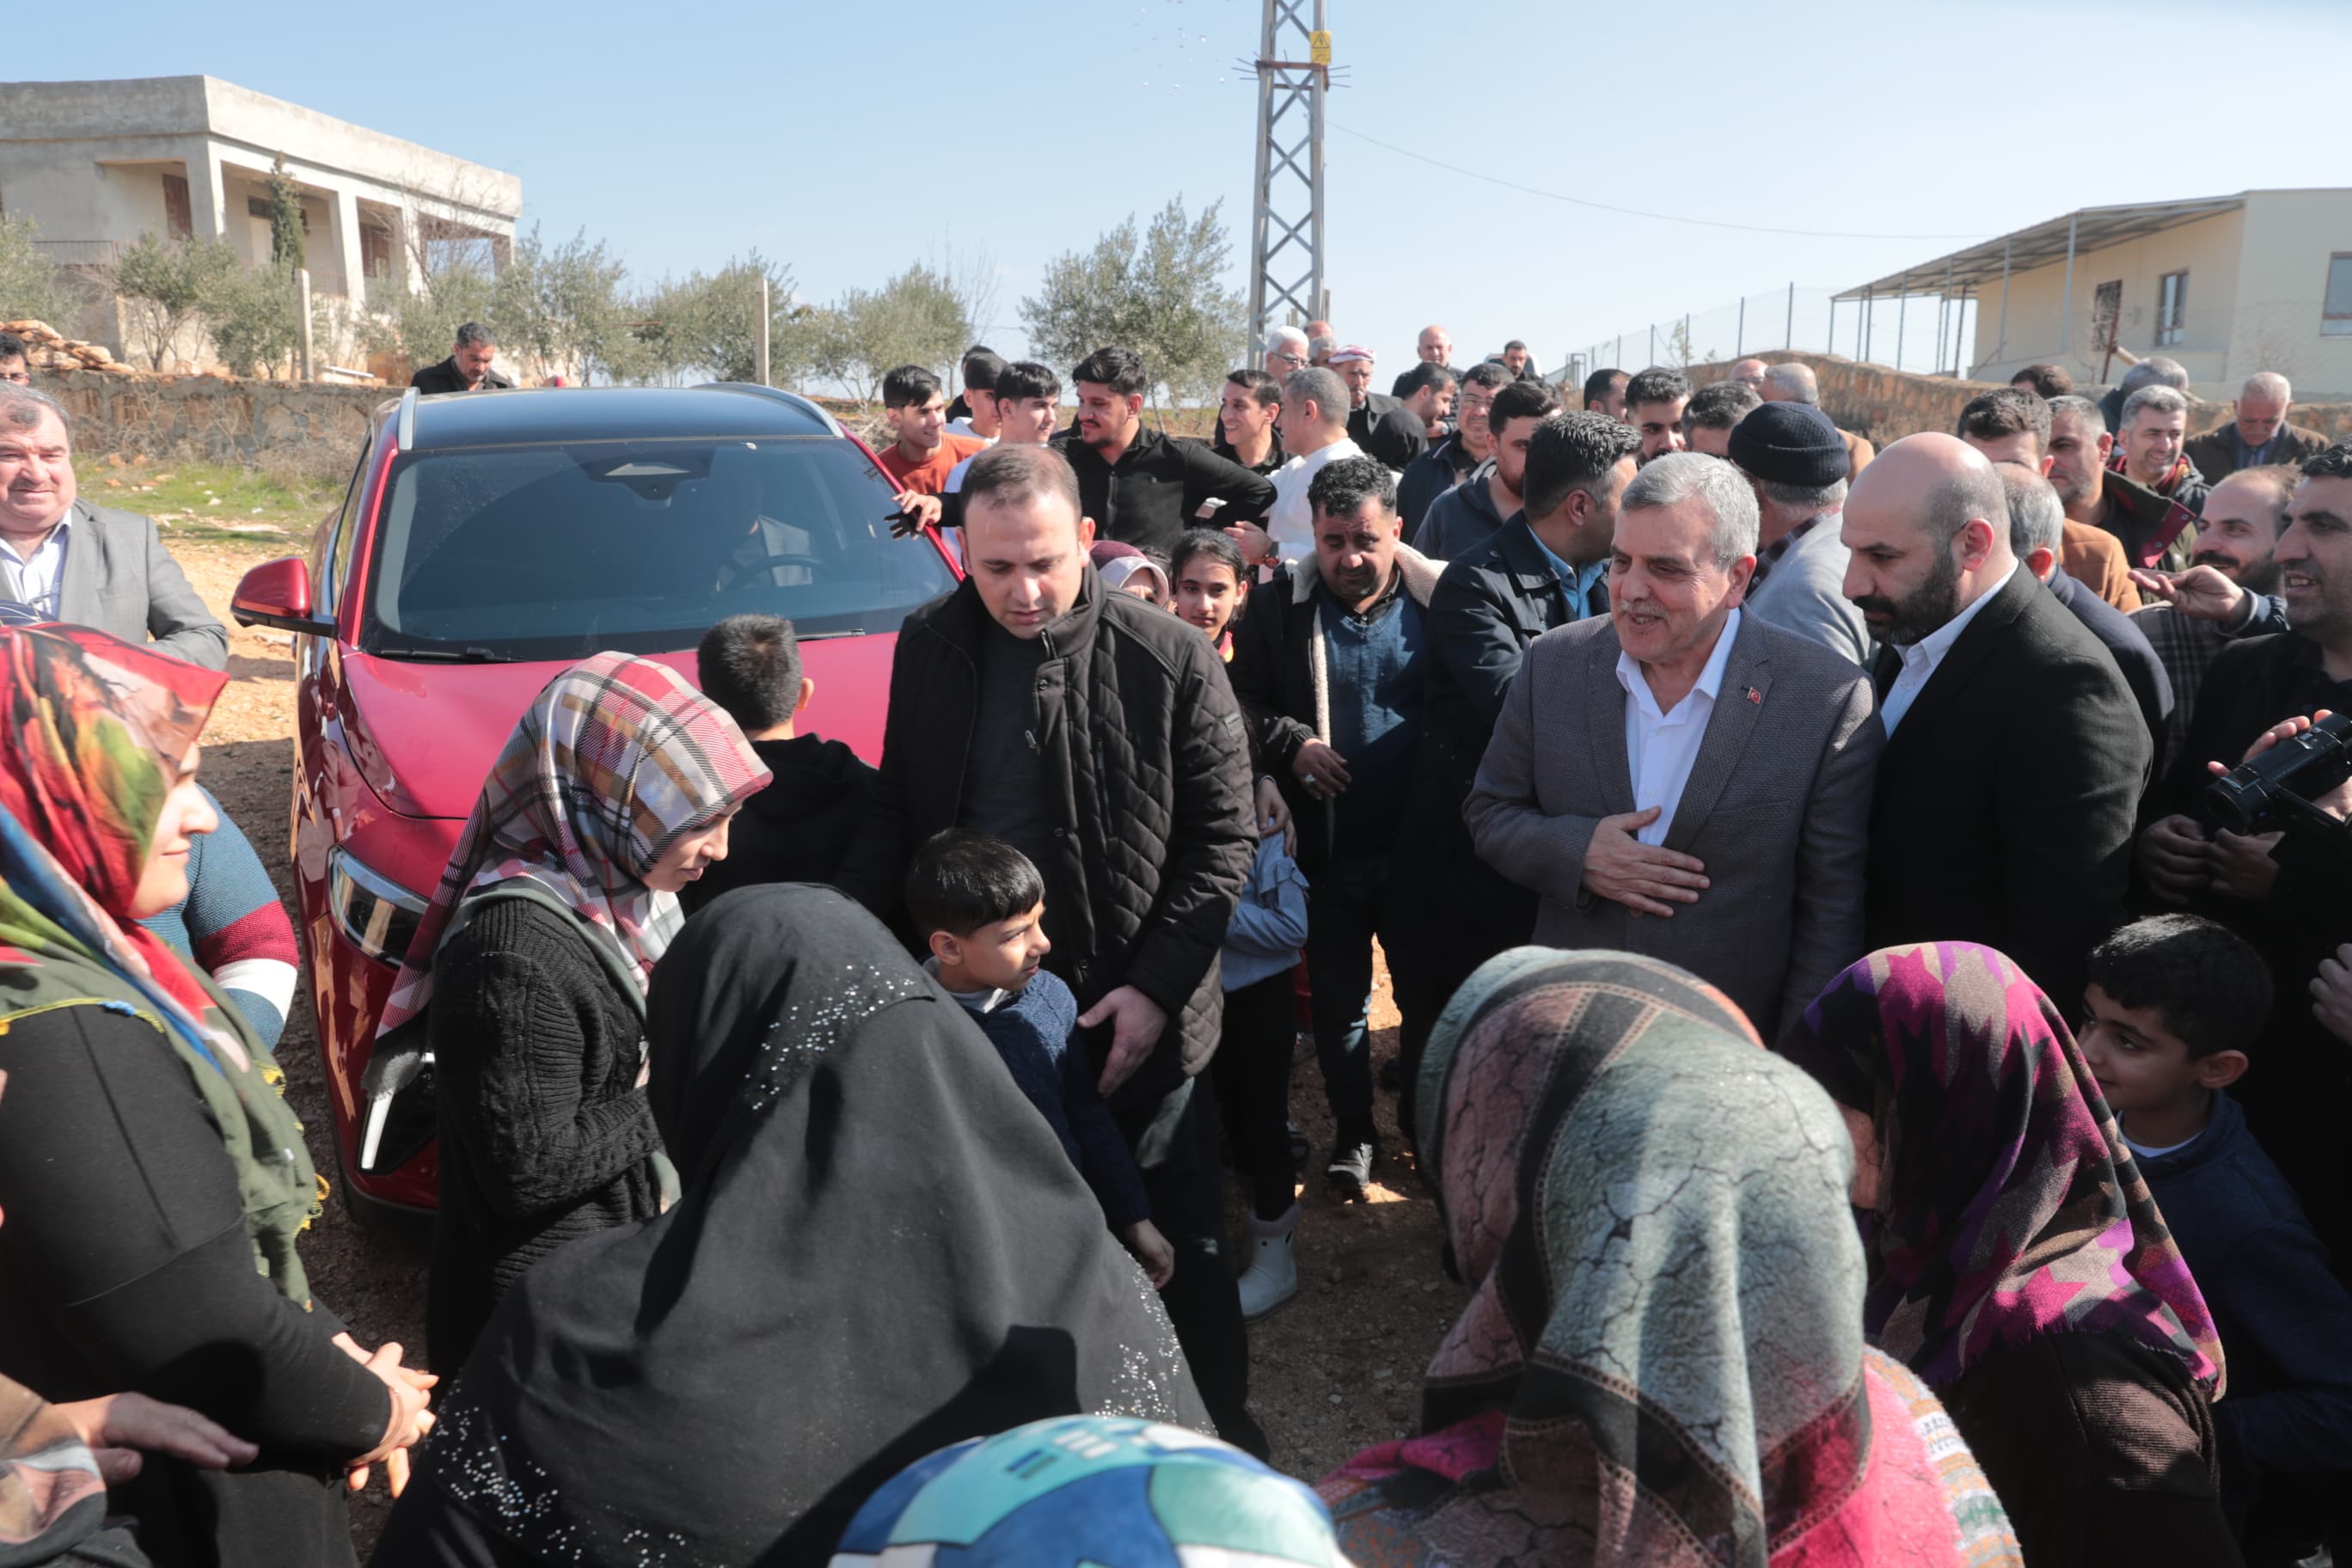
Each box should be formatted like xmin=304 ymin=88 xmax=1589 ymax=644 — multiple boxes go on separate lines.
xmin=1326 ymin=121 xmax=1987 ymax=243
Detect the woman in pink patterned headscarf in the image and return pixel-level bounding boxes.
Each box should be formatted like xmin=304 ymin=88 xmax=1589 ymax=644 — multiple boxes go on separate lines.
xmin=1783 ymin=941 xmax=2240 ymax=1568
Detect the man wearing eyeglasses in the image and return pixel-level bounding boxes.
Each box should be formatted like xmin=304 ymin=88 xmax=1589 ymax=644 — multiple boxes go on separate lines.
xmin=0 ymin=334 xmax=29 ymax=387
xmin=1399 ymin=361 xmax=1513 ymax=542
xmin=1261 ymin=326 xmax=1310 ymax=379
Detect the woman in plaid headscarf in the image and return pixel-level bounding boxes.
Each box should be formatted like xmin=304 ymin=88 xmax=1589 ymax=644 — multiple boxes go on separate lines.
xmin=378 ymin=652 xmax=769 ymax=1370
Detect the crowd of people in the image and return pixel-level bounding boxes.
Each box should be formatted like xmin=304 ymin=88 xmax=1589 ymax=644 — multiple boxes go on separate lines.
xmin=3 ymin=311 xmax=2352 ymax=1568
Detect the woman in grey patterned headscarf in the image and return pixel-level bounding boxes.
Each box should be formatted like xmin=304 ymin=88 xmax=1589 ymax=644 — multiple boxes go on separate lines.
xmin=1320 ymin=948 xmax=2019 ymax=1567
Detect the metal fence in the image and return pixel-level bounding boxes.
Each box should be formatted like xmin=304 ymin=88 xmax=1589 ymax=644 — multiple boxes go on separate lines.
xmin=1558 ymin=283 xmax=1981 ymax=389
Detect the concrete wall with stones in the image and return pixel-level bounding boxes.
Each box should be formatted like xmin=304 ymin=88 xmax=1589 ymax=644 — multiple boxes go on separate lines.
xmin=47 ymin=370 xmax=387 ymax=477
xmin=1681 ymin=352 xmax=2352 ymax=450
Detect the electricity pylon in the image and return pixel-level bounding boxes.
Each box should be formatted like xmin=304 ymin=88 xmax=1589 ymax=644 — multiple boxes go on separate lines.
xmin=1246 ymin=0 xmax=1328 ymax=358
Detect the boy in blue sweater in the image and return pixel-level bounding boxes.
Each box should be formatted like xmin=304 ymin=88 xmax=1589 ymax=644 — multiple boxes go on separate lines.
xmin=2078 ymin=914 xmax=2352 ymax=1559
xmin=907 ymin=830 xmax=1173 ymax=1288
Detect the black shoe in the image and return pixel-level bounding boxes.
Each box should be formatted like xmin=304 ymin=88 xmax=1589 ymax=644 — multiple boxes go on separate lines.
xmin=1378 ymin=1056 xmax=1404 ymax=1093
xmin=1215 ymin=1406 xmax=1271 ymax=1461
xmin=1326 ymin=1135 xmax=1377 ymax=1202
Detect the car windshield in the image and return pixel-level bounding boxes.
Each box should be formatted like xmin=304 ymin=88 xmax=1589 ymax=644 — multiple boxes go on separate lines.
xmin=362 ymin=436 xmax=953 ymax=659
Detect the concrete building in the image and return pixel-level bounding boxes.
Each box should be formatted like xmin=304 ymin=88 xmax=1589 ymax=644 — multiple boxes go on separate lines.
xmin=1838 ymin=189 xmax=2352 ymax=400
xmin=0 ymin=75 xmax=519 ymax=357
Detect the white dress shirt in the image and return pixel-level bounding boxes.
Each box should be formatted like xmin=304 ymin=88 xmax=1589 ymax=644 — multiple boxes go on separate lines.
xmin=0 ymin=518 xmax=70 ymax=621
xmin=1614 ymin=609 xmax=1742 ymax=846
xmin=1265 ymin=436 xmax=1365 ymax=562
xmin=1877 ymin=561 xmax=2016 ymax=736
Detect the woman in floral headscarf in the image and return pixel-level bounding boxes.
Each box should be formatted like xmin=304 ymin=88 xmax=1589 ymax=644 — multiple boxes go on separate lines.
xmin=1322 ymin=947 xmax=2021 ymax=1568
xmin=0 ymin=627 xmax=431 ymax=1568
xmin=1782 ymin=941 xmax=2241 ymax=1568
xmin=377 ymin=652 xmax=769 ymax=1370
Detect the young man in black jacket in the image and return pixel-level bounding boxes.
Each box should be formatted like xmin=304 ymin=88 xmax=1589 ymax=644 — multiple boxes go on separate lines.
xmin=682 ymin=613 xmax=877 ymax=914
xmin=1398 ymin=361 xmax=1511 ymax=542
xmin=1053 ymin=346 xmax=1274 ymax=557
xmin=836 ymin=444 xmax=1265 ymax=1455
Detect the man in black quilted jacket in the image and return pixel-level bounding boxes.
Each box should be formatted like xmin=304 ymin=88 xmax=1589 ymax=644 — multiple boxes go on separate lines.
xmin=838 ymin=442 xmax=1265 ymax=1455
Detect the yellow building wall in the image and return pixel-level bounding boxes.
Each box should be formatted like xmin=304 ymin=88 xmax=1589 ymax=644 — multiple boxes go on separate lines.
xmin=2229 ymin=190 xmax=2352 ymax=401
xmin=1971 ymin=208 xmax=2245 ymax=391
xmin=1971 ymin=190 xmax=2352 ymax=398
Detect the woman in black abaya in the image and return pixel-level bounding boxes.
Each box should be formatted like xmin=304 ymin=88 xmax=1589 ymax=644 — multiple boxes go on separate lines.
xmin=375 ymin=884 xmax=1207 ymax=1566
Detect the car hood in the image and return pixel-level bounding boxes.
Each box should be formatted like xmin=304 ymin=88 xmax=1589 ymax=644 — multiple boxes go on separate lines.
xmin=341 ymin=634 xmax=901 ymax=821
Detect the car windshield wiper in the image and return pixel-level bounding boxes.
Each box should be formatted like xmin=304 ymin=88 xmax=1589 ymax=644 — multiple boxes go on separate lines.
xmin=372 ymin=644 xmax=524 ymax=664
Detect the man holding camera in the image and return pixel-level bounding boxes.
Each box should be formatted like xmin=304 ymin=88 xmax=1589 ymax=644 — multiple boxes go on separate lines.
xmin=2139 ymin=443 xmax=2352 ymax=1275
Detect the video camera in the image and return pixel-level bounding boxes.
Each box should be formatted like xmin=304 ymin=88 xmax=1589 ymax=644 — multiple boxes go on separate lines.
xmin=2204 ymin=711 xmax=2352 ymax=842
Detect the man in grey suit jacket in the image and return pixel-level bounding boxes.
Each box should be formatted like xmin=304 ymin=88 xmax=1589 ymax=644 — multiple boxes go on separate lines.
xmin=1466 ymin=453 xmax=1883 ymax=1041
xmin=0 ymin=386 xmax=225 ymax=670
xmin=1728 ymin=402 xmax=1873 ymax=668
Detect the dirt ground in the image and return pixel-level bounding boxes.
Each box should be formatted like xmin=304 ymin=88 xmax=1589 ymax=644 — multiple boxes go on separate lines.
xmin=174 ymin=537 xmax=1462 ymax=1552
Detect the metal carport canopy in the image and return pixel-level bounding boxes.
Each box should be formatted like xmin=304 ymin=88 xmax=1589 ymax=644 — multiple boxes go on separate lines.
xmin=1834 ymin=194 xmax=2246 ymax=300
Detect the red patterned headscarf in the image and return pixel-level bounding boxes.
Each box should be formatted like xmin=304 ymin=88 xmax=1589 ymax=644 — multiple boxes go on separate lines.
xmin=0 ymin=623 xmax=227 ymax=1032
xmin=374 ymin=652 xmax=768 ymax=1044
xmin=1782 ymin=942 xmax=2223 ymax=1393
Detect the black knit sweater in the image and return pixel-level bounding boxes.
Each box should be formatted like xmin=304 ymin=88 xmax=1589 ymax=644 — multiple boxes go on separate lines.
xmin=426 ymin=897 xmax=665 ymax=1372
xmin=0 ymin=1005 xmax=389 ymax=1568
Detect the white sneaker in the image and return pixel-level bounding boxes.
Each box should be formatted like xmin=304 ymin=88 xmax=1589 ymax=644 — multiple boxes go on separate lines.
xmin=1238 ymin=1204 xmax=1300 ymax=1320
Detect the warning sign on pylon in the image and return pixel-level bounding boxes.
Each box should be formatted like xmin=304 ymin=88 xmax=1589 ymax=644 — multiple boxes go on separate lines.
xmin=1308 ymin=29 xmax=1332 ymax=64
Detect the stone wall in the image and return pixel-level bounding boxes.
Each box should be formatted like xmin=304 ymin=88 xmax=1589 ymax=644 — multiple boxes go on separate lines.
xmin=1680 ymin=352 xmax=2352 ymax=449
xmin=47 ymin=369 xmax=388 ymax=477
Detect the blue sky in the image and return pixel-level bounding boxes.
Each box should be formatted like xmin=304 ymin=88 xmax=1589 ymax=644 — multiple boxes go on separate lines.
xmin=29 ymin=0 xmax=2352 ymax=381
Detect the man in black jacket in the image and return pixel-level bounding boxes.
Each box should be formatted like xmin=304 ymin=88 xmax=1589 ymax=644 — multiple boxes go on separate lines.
xmin=682 ymin=614 xmax=876 ymax=914
xmin=1388 ymin=413 xmax=1639 ymax=1130
xmin=1398 ymin=362 xmax=1511 ymax=541
xmin=1228 ymin=457 xmax=1438 ymax=1200
xmin=409 ymin=322 xmax=514 ymax=394
xmin=2136 ymin=445 xmax=2352 ymax=1271
xmin=1414 ymin=379 xmax=1561 ymax=560
xmin=836 ymin=444 xmax=1263 ymax=1452
xmin=1999 ymin=466 xmax=2173 ymax=766
xmin=1330 ymin=345 xmax=1405 ymax=450
xmin=1845 ymin=434 xmax=2149 ymax=1012
xmin=1054 ymin=346 xmax=1273 ymax=557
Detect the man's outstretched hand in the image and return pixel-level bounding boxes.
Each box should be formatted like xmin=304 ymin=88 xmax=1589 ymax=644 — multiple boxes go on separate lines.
xmin=1081 ymin=986 xmax=1169 ymax=1096
xmin=2130 ymin=564 xmax=2247 ymax=624
xmin=888 ymin=491 xmax=942 ymax=538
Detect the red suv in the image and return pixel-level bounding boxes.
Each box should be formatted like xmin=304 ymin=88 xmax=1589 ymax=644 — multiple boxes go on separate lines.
xmin=232 ymin=383 xmax=955 ymax=1220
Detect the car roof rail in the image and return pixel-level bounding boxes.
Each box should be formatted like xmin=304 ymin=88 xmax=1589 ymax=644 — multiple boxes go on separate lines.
xmin=395 ymin=384 xmax=420 ymax=451
xmin=696 ymin=382 xmax=844 ymax=438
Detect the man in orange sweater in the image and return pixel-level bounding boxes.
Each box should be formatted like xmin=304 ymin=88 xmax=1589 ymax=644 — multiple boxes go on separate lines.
xmin=875 ymin=365 xmax=989 ymax=494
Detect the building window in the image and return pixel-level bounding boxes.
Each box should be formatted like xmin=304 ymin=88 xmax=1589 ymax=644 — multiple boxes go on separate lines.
xmin=361 ymin=224 xmax=395 ymax=281
xmin=246 ymin=195 xmax=310 ymax=231
xmin=162 ymin=175 xmax=192 ymax=240
xmin=2324 ymin=254 xmax=2352 ymax=337
xmin=2155 ymin=270 xmax=2188 ymax=347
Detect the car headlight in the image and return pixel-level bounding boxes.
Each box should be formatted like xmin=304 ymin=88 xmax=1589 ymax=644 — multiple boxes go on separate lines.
xmin=328 ymin=846 xmax=428 ymax=966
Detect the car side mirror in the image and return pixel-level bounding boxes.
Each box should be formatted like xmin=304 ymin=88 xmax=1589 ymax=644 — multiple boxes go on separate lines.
xmin=230 ymin=557 xmax=329 ymax=635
